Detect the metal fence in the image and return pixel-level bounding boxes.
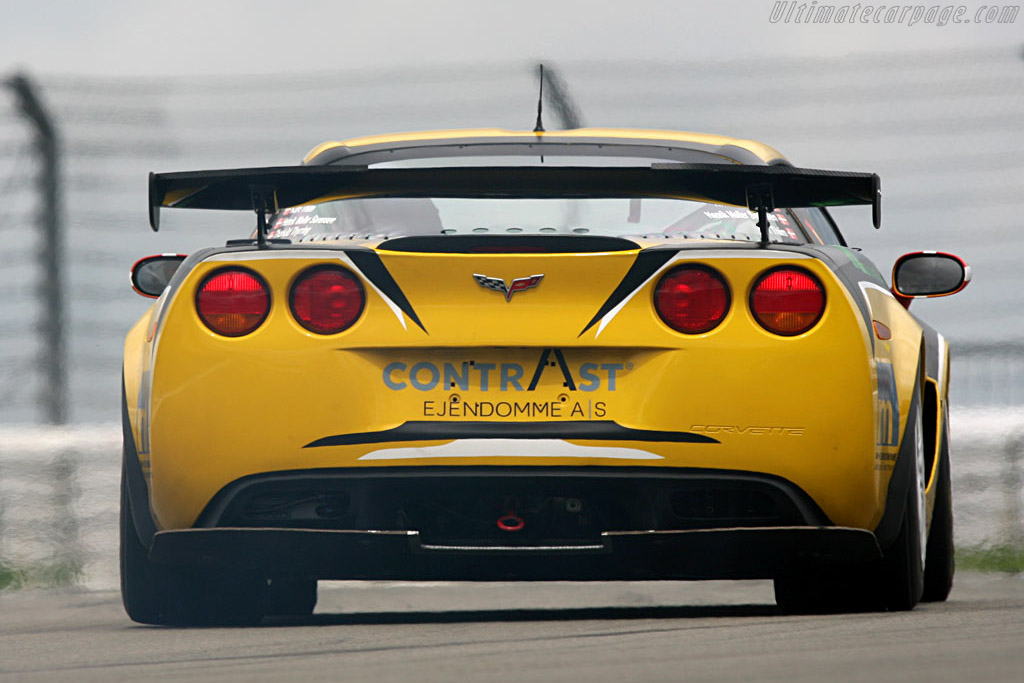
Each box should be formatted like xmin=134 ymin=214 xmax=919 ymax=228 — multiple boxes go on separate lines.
xmin=0 ymin=426 xmax=117 ymax=588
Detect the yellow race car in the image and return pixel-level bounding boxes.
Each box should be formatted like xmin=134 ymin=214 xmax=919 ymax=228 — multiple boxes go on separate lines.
xmin=122 ymin=128 xmax=970 ymax=624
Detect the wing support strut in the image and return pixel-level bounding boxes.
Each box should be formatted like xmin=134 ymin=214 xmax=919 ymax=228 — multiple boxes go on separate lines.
xmin=250 ymin=186 xmax=276 ymax=249
xmin=746 ymin=183 xmax=774 ymax=245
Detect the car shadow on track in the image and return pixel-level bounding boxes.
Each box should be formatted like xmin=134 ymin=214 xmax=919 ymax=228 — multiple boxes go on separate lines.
xmin=262 ymin=604 xmax=782 ymax=627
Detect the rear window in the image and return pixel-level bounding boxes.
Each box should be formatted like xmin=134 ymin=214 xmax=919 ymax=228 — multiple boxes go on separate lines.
xmin=268 ymin=197 xmax=806 ymax=244
xmin=267 ymin=149 xmax=812 ymax=245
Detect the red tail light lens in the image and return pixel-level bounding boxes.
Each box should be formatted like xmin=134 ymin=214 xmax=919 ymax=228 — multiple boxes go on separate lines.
xmin=196 ymin=268 xmax=270 ymax=337
xmin=654 ymin=265 xmax=731 ymax=334
xmin=290 ymin=266 xmax=365 ymax=334
xmin=750 ymin=267 xmax=826 ymax=336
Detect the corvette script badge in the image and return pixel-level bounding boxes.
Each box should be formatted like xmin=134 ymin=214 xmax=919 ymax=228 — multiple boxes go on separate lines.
xmin=473 ymin=273 xmax=544 ymax=301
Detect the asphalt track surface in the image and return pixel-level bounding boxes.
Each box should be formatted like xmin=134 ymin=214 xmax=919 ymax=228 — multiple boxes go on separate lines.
xmin=2 ymin=573 xmax=1022 ymax=682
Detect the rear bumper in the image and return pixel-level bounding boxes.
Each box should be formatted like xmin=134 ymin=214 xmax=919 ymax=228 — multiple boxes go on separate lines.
xmin=194 ymin=465 xmax=833 ymax=532
xmin=149 ymin=525 xmax=882 ymax=580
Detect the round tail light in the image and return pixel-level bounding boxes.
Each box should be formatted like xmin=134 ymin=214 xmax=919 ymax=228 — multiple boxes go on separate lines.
xmin=750 ymin=267 xmax=825 ymax=336
xmin=290 ymin=265 xmax=365 ymax=334
xmin=195 ymin=268 xmax=270 ymax=337
xmin=654 ymin=265 xmax=731 ymax=334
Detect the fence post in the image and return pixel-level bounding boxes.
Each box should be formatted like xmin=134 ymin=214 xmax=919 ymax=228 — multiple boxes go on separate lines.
xmin=6 ymin=73 xmax=66 ymax=425
xmin=50 ymin=449 xmax=82 ymax=583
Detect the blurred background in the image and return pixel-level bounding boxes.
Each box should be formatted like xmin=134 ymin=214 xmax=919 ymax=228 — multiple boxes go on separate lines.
xmin=0 ymin=0 xmax=1021 ymax=588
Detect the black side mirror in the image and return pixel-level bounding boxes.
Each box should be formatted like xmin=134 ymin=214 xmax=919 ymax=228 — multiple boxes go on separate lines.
xmin=892 ymin=252 xmax=970 ymax=304
xmin=131 ymin=254 xmax=186 ymax=298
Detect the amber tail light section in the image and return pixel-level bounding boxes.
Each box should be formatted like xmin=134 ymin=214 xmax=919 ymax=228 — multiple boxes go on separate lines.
xmin=750 ymin=267 xmax=826 ymax=336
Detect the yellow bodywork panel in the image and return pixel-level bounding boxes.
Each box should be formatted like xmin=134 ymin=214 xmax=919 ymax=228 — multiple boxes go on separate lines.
xmin=136 ymin=248 xmax=907 ymax=533
xmin=304 ymin=128 xmax=786 ymax=165
xmin=122 ymin=310 xmax=150 ymax=448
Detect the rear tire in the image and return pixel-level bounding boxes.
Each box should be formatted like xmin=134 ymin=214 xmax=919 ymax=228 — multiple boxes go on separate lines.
xmin=922 ymin=436 xmax=954 ymax=602
xmin=120 ymin=460 xmax=266 ymax=626
xmin=120 ymin=466 xmax=169 ymax=624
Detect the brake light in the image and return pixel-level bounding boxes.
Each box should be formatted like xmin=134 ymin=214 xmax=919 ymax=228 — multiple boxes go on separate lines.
xmin=654 ymin=265 xmax=731 ymax=334
xmin=290 ymin=266 xmax=365 ymax=334
xmin=195 ymin=268 xmax=270 ymax=337
xmin=750 ymin=267 xmax=825 ymax=336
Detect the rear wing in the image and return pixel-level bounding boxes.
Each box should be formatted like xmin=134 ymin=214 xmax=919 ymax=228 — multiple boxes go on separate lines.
xmin=148 ymin=164 xmax=881 ymax=239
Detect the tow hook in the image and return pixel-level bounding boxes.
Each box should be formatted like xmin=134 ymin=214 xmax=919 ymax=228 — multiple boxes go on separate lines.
xmin=497 ymin=510 xmax=525 ymax=532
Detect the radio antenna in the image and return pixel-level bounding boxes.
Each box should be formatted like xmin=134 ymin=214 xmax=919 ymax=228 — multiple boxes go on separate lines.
xmin=533 ymin=64 xmax=545 ymax=132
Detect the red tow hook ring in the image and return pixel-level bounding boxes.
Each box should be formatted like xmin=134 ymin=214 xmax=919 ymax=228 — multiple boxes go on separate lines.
xmin=497 ymin=513 xmax=525 ymax=532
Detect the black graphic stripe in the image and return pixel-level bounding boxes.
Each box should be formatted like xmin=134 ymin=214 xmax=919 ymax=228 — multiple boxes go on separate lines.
xmin=526 ymin=349 xmax=554 ymax=391
xmin=347 ymin=250 xmax=427 ymax=333
xmin=377 ymin=234 xmax=639 ymax=253
xmin=579 ymin=249 xmax=678 ymax=337
xmin=918 ymin=320 xmax=940 ymax=381
xmin=526 ymin=348 xmax=578 ymax=391
xmin=304 ymin=420 xmax=718 ymax=448
xmin=551 ymin=349 xmax=577 ymax=391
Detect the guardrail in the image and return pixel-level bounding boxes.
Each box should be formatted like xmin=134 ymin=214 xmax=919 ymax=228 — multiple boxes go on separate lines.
xmin=1 ymin=412 xmax=1022 ymax=590
xmin=950 ymin=342 xmax=1024 ymax=408
xmin=0 ymin=426 xmax=119 ymax=589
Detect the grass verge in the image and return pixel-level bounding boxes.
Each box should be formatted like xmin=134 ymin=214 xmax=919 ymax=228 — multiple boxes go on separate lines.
xmin=957 ymin=544 xmax=1024 ymax=574
xmin=0 ymin=564 xmax=16 ymax=590
xmin=0 ymin=561 xmax=82 ymax=591
xmin=3 ymin=550 xmax=1021 ymax=590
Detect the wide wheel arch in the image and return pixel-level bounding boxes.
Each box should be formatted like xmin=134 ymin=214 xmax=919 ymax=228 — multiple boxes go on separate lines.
xmin=872 ymin=348 xmax=927 ymax=552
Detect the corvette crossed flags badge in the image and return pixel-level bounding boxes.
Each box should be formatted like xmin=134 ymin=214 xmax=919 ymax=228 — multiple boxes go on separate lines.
xmin=473 ymin=273 xmax=544 ymax=301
